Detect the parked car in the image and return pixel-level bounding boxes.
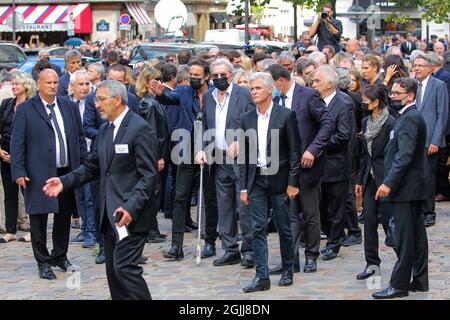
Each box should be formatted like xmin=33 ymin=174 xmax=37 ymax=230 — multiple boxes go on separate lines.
xmin=0 ymin=42 xmax=28 ymax=70
xmin=17 ymin=57 xmax=65 ymax=77
xmin=24 ymin=46 xmax=69 ymax=58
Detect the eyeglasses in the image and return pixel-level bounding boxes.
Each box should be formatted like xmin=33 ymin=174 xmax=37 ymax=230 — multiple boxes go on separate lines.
xmin=413 ymin=64 xmax=430 ymax=68
xmin=389 ymin=91 xmax=408 ymax=97
xmin=94 ymin=96 xmax=114 ymax=103
xmin=211 ymin=73 xmax=229 ymax=79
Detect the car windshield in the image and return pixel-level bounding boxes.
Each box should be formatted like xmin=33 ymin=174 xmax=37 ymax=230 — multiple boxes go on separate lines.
xmin=134 ymin=47 xmax=188 ymax=61
xmin=0 ymin=45 xmax=27 ymax=64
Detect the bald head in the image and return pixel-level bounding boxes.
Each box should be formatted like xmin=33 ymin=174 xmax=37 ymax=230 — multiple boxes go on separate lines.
xmin=38 ymin=69 xmax=59 ymax=100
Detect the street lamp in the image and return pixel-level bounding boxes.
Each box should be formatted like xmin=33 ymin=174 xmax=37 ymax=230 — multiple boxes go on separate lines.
xmin=12 ymin=0 xmax=16 ymax=42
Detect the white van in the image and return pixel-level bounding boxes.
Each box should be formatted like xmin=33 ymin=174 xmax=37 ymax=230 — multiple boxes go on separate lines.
xmin=204 ymin=29 xmax=245 ymax=43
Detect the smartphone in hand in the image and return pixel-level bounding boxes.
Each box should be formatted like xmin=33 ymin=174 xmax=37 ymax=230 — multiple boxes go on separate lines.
xmin=114 ymin=210 xmax=124 ymax=224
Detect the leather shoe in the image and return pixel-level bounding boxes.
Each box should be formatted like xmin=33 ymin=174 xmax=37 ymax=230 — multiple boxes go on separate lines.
xmin=243 ymin=277 xmax=270 ymax=293
xmin=186 ymin=221 xmax=198 ymax=230
xmin=409 ymin=281 xmax=429 ymax=292
xmin=322 ymin=249 xmax=338 ymax=261
xmin=146 ymin=230 xmax=167 ymax=243
xmin=425 ymin=215 xmax=436 ymax=227
xmin=241 ymin=253 xmax=254 ymax=268
xmin=162 ymin=245 xmax=184 ymax=260
xmin=38 ymin=265 xmax=56 ymax=280
xmin=320 ymin=246 xmax=329 ymax=254
xmin=201 ymin=243 xmax=216 ymax=258
xmin=52 ymin=259 xmax=72 ymax=272
xmin=356 ymin=265 xmax=377 ymax=280
xmin=213 ymin=252 xmax=241 ymax=266
xmin=71 ymin=219 xmax=80 ymax=229
xmin=435 ymin=193 xmax=449 ymax=202
xmin=278 ymin=270 xmax=293 ymax=286
xmin=303 ymin=257 xmax=317 ymax=273
xmin=138 ymin=256 xmax=148 ymax=264
xmin=95 ymin=250 xmax=105 ymax=264
xmin=269 ymin=263 xmax=300 ymax=275
xmin=184 ymin=225 xmax=193 ymax=233
xmin=342 ymin=235 xmax=363 ymax=247
xmin=70 ymin=232 xmax=85 ymax=243
xmin=372 ymin=285 xmax=408 ymax=299
xmin=82 ymin=232 xmax=96 ymax=248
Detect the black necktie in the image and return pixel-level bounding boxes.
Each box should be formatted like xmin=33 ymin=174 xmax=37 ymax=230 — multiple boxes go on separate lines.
xmin=46 ymin=103 xmax=66 ymax=167
xmin=106 ymin=122 xmax=115 ymax=164
xmin=280 ymin=95 xmax=287 ymax=107
xmin=75 ymin=100 xmax=80 ymax=108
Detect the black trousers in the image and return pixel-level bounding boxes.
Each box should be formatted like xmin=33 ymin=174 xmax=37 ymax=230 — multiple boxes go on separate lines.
xmin=171 ymin=163 xmax=218 ymax=246
xmin=29 ymin=167 xmax=75 ymax=267
xmin=90 ymin=178 xmax=104 ymax=247
xmin=389 ymin=200 xmax=428 ymax=291
xmin=320 ymin=180 xmax=349 ymax=253
xmin=102 ymin=217 xmax=151 ymax=300
xmin=424 ymin=152 xmax=438 ymax=218
xmin=436 ymin=136 xmax=450 ymax=198
xmin=362 ymin=177 xmax=391 ymax=266
xmin=1 ymin=160 xmax=20 ymax=234
xmin=148 ymin=172 xmax=162 ymax=233
xmin=345 ymin=171 xmax=362 ymax=238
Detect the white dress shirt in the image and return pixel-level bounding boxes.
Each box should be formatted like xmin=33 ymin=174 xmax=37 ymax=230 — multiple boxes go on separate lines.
xmin=73 ymin=97 xmax=92 ymax=151
xmin=111 ymin=106 xmax=129 ymax=141
xmin=256 ymin=102 xmax=273 ymax=168
xmin=398 ymin=103 xmax=415 ymax=115
xmin=283 ymin=82 xmax=295 ymax=109
xmin=323 ymin=91 xmax=337 ymax=107
xmin=213 ymin=83 xmax=233 ymax=150
xmin=41 ymin=96 xmax=69 ymax=168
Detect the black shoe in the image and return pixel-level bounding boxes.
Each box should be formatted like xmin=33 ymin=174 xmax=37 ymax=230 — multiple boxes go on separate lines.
xmin=95 ymin=250 xmax=105 ymax=264
xmin=164 ymin=212 xmax=173 ymax=219
xmin=213 ymin=252 xmax=241 ymax=266
xmin=320 ymin=246 xmax=329 ymax=254
xmin=299 ymin=242 xmax=305 ymax=248
xmin=279 ymin=270 xmax=293 ymax=286
xmin=186 ymin=222 xmax=198 ymax=230
xmin=184 ymin=225 xmax=193 ymax=233
xmin=303 ymin=257 xmax=317 ymax=273
xmin=322 ymin=249 xmax=338 ymax=261
xmin=243 ymin=277 xmax=270 ymax=293
xmin=356 ymin=265 xmax=377 ymax=280
xmin=241 ymin=253 xmax=254 ymax=268
xmin=38 ymin=265 xmax=56 ymax=280
xmin=162 ymin=245 xmax=184 ymax=260
xmin=342 ymin=235 xmax=363 ymax=247
xmin=190 ymin=197 xmax=198 ymax=207
xmin=425 ymin=215 xmax=436 ymax=227
xmin=71 ymin=219 xmax=80 ymax=229
xmin=320 ymin=231 xmax=327 ymax=239
xmin=372 ymin=286 xmax=408 ymax=299
xmin=138 ymin=256 xmax=148 ymax=265
xmin=146 ymin=230 xmax=167 ymax=243
xmin=52 ymin=259 xmax=72 ymax=272
xmin=201 ymin=243 xmax=216 ymax=258
xmin=409 ymin=281 xmax=429 ymax=292
xmin=269 ymin=263 xmax=300 ymax=275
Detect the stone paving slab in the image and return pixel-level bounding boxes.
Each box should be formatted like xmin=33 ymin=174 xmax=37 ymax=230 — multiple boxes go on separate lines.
xmin=1 ymin=204 xmax=450 ymax=300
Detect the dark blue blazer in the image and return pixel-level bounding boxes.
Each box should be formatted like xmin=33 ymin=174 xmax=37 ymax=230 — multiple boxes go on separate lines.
xmin=162 ymin=86 xmax=180 ymax=135
xmin=275 ymin=83 xmax=334 ymax=185
xmin=57 ymin=72 xmax=70 ymax=96
xmin=10 ymin=94 xmax=87 ymax=214
xmin=434 ymin=68 xmax=450 ymax=135
xmin=83 ymin=90 xmax=139 ymax=143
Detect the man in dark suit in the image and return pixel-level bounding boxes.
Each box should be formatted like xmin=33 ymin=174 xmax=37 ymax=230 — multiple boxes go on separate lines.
xmin=413 ymin=53 xmax=449 ymax=226
xmin=239 ymin=72 xmax=301 ymax=293
xmin=311 ymin=65 xmax=355 ymax=261
xmin=373 ymin=78 xmax=428 ymax=299
xmin=266 ymin=64 xmax=333 ymax=273
xmin=400 ymin=33 xmax=415 ymax=57
xmin=57 ymin=50 xmax=82 ymax=97
xmin=196 ymin=59 xmax=255 ymax=266
xmin=43 ymin=80 xmax=158 ymax=300
xmin=10 ymin=69 xmax=87 ymax=280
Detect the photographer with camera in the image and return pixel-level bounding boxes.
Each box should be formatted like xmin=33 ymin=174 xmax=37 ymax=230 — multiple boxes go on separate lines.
xmin=309 ymin=3 xmax=343 ymax=53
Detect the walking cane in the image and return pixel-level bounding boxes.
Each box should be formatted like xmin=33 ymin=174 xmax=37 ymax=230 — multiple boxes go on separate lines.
xmin=196 ymin=163 xmax=204 ymax=265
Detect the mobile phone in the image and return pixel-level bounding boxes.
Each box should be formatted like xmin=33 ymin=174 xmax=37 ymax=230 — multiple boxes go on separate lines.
xmin=114 ymin=211 xmax=123 ymax=223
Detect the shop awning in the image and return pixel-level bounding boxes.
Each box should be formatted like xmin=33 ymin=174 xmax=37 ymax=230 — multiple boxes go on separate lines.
xmin=125 ymin=2 xmax=152 ymax=25
xmin=0 ymin=3 xmax=92 ymax=33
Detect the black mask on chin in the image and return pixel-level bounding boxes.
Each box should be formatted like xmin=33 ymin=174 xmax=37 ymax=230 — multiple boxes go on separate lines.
xmin=190 ymin=77 xmax=203 ymax=90
xmin=390 ymin=99 xmax=406 ymax=111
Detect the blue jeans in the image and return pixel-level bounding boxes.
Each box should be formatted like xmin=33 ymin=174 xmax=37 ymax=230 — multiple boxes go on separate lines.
xmin=248 ymin=174 xmax=294 ymax=279
xmin=76 ymin=183 xmax=96 ymax=236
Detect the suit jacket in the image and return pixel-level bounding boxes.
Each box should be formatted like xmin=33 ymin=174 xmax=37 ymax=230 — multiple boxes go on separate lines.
xmin=239 ymin=104 xmax=301 ymax=194
xmin=358 ymin=114 xmax=396 ymax=191
xmin=433 ymin=68 xmax=450 ymax=136
xmin=10 ymin=94 xmax=87 ymax=214
xmin=162 ymin=86 xmax=180 ymax=136
xmin=60 ymin=110 xmax=159 ymax=233
xmin=383 ymin=105 xmax=427 ymax=202
xmin=137 ymin=93 xmax=170 ymax=161
xmin=322 ymin=91 xmax=355 ymax=183
xmin=417 ymin=76 xmax=448 ymax=148
xmin=57 ymin=73 xmax=70 ymax=97
xmin=83 ymin=91 xmax=139 ymax=143
xmin=400 ymin=41 xmax=415 ymax=56
xmin=275 ymin=84 xmax=333 ymax=185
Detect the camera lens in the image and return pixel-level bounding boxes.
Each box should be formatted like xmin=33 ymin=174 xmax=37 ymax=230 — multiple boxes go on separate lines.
xmin=321 ymin=12 xmax=328 ymax=19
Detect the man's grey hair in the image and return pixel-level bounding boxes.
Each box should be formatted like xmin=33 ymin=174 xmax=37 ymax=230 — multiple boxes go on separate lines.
xmin=314 ymin=65 xmax=339 ymax=87
xmin=88 ymin=62 xmax=105 ymax=79
xmin=427 ymin=52 xmax=443 ymax=67
xmin=278 ymin=51 xmax=295 ymax=63
xmin=250 ymin=72 xmax=275 ymax=90
xmin=386 ymin=46 xmax=402 ymax=57
xmin=413 ymin=52 xmax=432 ymax=65
xmin=336 ymin=67 xmax=351 ymax=90
xmin=296 ymin=58 xmax=315 ymax=75
xmin=257 ymin=59 xmax=276 ymax=71
xmin=176 ymin=66 xmax=190 ymax=84
xmin=210 ymin=58 xmax=234 ymax=74
xmin=434 ymin=42 xmax=445 ymax=50
xmin=70 ymin=70 xmax=91 ymax=85
xmin=38 ymin=50 xmax=49 ymax=59
xmin=97 ymin=80 xmax=128 ymax=105
xmin=410 ymin=50 xmax=424 ymax=62
xmin=309 ymin=51 xmax=327 ymax=65
xmin=65 ymin=50 xmax=82 ymax=63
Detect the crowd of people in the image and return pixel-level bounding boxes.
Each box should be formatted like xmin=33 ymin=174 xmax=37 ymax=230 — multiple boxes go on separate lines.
xmin=1 ymin=4 xmax=450 ymax=300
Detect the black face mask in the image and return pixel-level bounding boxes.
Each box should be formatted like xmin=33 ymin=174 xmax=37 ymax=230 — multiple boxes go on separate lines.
xmin=212 ymin=77 xmax=230 ymax=91
xmin=190 ymin=77 xmax=203 ymax=90
xmin=390 ymin=99 xmax=405 ymax=111
xmin=361 ymin=102 xmax=373 ymax=115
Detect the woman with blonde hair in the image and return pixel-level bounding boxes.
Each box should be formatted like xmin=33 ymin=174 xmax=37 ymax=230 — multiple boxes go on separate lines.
xmin=241 ymin=55 xmax=253 ymax=72
xmin=0 ymin=71 xmax=37 ymax=243
xmin=232 ymin=70 xmax=252 ymax=88
xmin=135 ymin=66 xmax=170 ymax=243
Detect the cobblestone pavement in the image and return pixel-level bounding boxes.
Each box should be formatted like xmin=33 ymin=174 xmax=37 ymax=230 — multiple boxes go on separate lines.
xmin=1 ymin=202 xmax=450 ymax=300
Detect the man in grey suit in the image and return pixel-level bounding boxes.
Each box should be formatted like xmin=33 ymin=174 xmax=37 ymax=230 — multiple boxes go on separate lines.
xmin=413 ymin=53 xmax=449 ymax=227
xmin=196 ymin=59 xmax=255 ymax=267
